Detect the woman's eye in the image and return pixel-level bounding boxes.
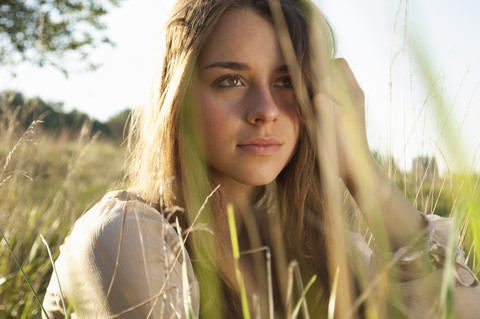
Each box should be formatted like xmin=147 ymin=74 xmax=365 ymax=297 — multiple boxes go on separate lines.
xmin=275 ymin=76 xmax=293 ymax=88
xmin=214 ymin=75 xmax=244 ymax=88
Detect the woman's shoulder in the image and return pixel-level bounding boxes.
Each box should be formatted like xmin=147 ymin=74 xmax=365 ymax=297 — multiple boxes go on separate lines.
xmin=44 ymin=190 xmax=199 ymax=318
xmin=64 ymin=190 xmax=182 ymax=257
xmin=80 ymin=189 xmax=165 ymax=226
xmin=74 ymin=190 xmax=171 ymax=234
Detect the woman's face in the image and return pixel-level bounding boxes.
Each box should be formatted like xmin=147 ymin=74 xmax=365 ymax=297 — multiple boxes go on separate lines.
xmin=195 ymin=9 xmax=300 ymax=193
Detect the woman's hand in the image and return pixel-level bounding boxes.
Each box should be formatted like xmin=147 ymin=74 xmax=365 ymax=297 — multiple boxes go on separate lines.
xmin=313 ymin=58 xmax=371 ymax=191
xmin=313 ymin=58 xmax=426 ymax=251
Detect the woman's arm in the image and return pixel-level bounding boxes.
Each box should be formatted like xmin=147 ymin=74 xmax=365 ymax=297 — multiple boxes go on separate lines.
xmin=314 ymin=58 xmax=480 ymax=319
xmin=314 ymin=58 xmax=426 ymax=251
xmin=347 ymin=159 xmax=426 ymax=251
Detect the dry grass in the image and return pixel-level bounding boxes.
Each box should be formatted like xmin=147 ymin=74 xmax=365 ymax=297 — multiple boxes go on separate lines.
xmin=0 ymin=109 xmax=126 ymax=317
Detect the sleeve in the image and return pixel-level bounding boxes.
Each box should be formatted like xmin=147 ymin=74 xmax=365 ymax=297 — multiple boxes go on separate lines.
xmin=349 ymin=212 xmax=480 ymax=319
xmin=42 ymin=192 xmax=199 ymax=319
xmin=375 ymin=212 xmax=479 ymax=286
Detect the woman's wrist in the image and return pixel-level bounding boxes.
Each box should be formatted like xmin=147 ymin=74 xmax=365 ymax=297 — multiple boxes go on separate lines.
xmin=341 ymin=153 xmax=378 ymax=200
xmin=345 ymin=156 xmax=426 ymax=250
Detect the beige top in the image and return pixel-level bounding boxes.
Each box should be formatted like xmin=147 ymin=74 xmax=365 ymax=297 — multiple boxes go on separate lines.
xmin=43 ymin=190 xmax=480 ymax=318
xmin=43 ymin=191 xmax=199 ymax=319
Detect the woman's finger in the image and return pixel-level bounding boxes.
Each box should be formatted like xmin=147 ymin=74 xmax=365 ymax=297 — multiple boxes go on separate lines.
xmin=333 ymin=58 xmax=364 ymax=103
xmin=318 ymin=59 xmax=364 ymax=109
xmin=318 ymin=58 xmax=366 ymax=135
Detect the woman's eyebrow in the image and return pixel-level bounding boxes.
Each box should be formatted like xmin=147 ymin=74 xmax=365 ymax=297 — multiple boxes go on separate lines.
xmin=203 ymin=61 xmax=249 ymax=70
xmin=275 ymin=65 xmax=289 ymax=74
xmin=203 ymin=62 xmax=289 ymax=74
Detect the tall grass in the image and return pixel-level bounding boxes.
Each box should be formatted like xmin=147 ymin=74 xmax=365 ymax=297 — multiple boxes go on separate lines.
xmin=0 ymin=104 xmax=126 ymax=317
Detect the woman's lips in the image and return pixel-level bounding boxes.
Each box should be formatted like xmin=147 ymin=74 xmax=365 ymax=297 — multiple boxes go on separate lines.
xmin=237 ymin=137 xmax=282 ymax=155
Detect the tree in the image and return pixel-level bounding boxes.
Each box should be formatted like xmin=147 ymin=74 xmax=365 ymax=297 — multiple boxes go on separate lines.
xmin=0 ymin=0 xmax=121 ymax=74
xmin=1 ymin=90 xmax=113 ymax=138
xmin=105 ymin=108 xmax=130 ymax=141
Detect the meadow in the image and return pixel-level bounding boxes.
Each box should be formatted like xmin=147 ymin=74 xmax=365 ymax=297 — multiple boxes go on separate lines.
xmin=1 ymin=111 xmax=479 ymax=318
xmin=0 ymin=116 xmax=126 ymax=318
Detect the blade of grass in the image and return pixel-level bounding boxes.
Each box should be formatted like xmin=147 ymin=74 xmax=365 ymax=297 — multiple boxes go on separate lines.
xmin=40 ymin=234 xmax=67 ymax=319
xmin=468 ymin=197 xmax=480 ymax=275
xmin=227 ymin=204 xmax=251 ymax=319
xmin=327 ymin=267 xmax=339 ymax=319
xmin=439 ymin=205 xmax=464 ymax=319
xmin=175 ymin=218 xmax=194 ymax=319
xmin=238 ymin=246 xmax=273 ymax=319
xmin=0 ymin=228 xmax=49 ymax=319
xmin=291 ymin=275 xmax=316 ymax=319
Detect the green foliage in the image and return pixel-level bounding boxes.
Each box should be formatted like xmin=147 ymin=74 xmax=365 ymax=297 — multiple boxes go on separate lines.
xmin=227 ymin=205 xmax=251 ymax=319
xmin=105 ymin=108 xmax=131 ymax=142
xmin=0 ymin=0 xmax=122 ymax=73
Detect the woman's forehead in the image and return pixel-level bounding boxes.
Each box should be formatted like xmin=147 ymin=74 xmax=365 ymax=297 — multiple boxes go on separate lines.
xmin=198 ymin=9 xmax=284 ymax=68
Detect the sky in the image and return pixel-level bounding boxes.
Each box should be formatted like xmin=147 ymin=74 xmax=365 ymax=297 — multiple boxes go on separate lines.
xmin=1 ymin=0 xmax=479 ymax=173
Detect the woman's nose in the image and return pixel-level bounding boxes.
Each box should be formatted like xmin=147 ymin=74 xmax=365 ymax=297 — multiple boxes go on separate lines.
xmin=246 ymin=87 xmax=279 ymax=124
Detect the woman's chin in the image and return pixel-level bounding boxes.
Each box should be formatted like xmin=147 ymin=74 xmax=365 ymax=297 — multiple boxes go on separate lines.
xmin=241 ymin=173 xmax=278 ymax=187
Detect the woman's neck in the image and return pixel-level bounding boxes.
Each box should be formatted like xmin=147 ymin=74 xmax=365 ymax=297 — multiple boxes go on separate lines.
xmin=212 ymin=177 xmax=260 ymax=230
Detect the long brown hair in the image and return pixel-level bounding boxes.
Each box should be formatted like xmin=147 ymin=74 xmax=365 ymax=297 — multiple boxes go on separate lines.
xmin=127 ymin=0 xmax=336 ymax=316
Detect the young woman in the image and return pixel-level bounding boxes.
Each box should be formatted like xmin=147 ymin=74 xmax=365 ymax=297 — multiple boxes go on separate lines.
xmin=43 ymin=0 xmax=480 ymax=318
